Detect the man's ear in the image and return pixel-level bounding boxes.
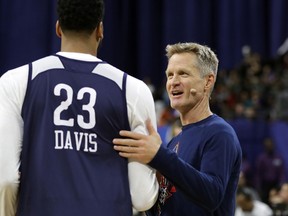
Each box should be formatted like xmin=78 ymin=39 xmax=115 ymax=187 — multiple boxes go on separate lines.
xmin=55 ymin=20 xmax=62 ymax=38
xmin=204 ymin=73 xmax=215 ymax=91
xmin=96 ymin=21 xmax=104 ymax=41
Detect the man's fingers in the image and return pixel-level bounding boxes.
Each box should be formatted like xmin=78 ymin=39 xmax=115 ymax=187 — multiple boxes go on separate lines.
xmin=113 ymin=138 xmax=134 ymax=146
xmin=114 ymin=144 xmax=139 ymax=153
xmin=118 ymin=130 xmax=144 ymax=140
xmin=118 ymin=152 xmax=131 ymax=158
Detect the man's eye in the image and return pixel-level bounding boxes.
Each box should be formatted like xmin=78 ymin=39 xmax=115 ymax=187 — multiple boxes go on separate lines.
xmin=180 ymin=72 xmax=188 ymax=76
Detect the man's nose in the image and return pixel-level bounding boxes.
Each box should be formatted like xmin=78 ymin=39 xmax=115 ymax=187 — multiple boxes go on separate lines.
xmin=171 ymin=75 xmax=180 ymax=85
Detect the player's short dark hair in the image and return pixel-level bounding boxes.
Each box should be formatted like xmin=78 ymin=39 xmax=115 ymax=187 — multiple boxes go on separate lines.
xmin=57 ymin=0 xmax=104 ymax=34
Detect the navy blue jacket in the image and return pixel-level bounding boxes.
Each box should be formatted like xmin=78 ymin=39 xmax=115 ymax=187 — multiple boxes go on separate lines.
xmin=147 ymin=114 xmax=242 ymax=216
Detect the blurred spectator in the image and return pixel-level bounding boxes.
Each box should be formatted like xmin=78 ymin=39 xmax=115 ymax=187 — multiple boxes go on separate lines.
xmin=238 ymin=171 xmax=260 ymax=201
xmin=235 ymin=187 xmax=273 ymax=216
xmin=255 ymin=138 xmax=286 ymax=204
xmin=269 ymin=183 xmax=288 ymax=216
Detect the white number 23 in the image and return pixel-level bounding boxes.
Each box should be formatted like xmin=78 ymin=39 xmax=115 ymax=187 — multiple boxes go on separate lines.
xmin=53 ymin=83 xmax=96 ymax=129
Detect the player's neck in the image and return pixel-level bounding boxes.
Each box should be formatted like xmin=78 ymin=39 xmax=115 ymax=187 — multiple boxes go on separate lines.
xmin=61 ymin=37 xmax=98 ymax=56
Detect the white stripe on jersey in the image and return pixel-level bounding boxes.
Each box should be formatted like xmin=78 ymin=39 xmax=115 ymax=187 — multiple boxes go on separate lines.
xmin=32 ymin=56 xmax=64 ymax=80
xmin=92 ymin=63 xmax=124 ymax=89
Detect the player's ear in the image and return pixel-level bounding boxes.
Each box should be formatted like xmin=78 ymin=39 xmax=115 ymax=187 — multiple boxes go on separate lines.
xmin=96 ymin=21 xmax=104 ymax=42
xmin=55 ymin=20 xmax=62 ymax=38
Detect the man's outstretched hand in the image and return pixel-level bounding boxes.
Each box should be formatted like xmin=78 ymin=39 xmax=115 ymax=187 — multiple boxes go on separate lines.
xmin=113 ymin=119 xmax=162 ymax=164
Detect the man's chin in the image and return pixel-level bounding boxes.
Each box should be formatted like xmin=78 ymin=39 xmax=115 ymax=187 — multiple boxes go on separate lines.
xmin=170 ymin=102 xmax=180 ymax=110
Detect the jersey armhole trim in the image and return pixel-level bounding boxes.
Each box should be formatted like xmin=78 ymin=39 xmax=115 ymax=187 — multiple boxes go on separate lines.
xmin=21 ymin=63 xmax=32 ymax=117
xmin=122 ymin=73 xmax=131 ymax=131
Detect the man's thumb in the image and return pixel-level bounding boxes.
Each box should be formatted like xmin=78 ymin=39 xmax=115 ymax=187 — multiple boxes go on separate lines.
xmin=145 ymin=118 xmax=156 ymax=135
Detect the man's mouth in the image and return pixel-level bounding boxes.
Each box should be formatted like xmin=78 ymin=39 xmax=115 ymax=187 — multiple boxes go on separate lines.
xmin=171 ymin=90 xmax=183 ymax=96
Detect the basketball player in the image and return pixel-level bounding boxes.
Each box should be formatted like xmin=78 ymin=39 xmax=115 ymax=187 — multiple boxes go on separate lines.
xmin=0 ymin=0 xmax=158 ymax=215
xmin=113 ymin=42 xmax=242 ymax=215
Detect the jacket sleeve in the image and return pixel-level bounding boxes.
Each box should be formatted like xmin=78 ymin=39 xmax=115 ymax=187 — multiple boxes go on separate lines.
xmin=149 ymin=131 xmax=240 ymax=211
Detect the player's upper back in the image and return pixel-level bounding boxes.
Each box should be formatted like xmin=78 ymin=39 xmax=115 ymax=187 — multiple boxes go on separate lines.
xmin=22 ymin=53 xmax=130 ymax=144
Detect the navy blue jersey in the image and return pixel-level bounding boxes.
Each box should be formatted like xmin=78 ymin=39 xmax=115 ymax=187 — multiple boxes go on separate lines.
xmin=147 ymin=114 xmax=242 ymax=216
xmin=18 ymin=55 xmax=132 ymax=216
